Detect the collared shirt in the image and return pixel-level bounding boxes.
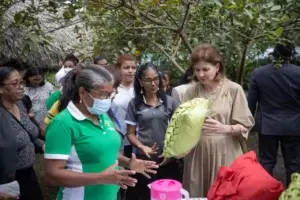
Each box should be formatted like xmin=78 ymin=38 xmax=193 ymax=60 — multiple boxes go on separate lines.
xmin=111 ymin=85 xmax=135 ymax=146
xmin=125 ymin=95 xmax=177 ymax=155
xmin=45 ymin=101 xmax=121 ymax=200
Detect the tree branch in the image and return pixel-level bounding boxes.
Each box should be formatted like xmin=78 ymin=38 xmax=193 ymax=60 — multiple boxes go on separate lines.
xmin=179 ymin=32 xmax=193 ymax=53
xmin=153 ymin=41 xmax=185 ymax=73
xmin=45 ymin=20 xmax=82 ymax=34
xmin=125 ymin=25 xmax=175 ymax=30
xmin=166 ymin=11 xmax=179 ymax=28
xmin=103 ymin=1 xmax=124 ymax=9
xmin=122 ymin=2 xmax=177 ymax=31
xmin=172 ymin=37 xmax=182 ymax=58
xmin=179 ymin=2 xmax=191 ymax=31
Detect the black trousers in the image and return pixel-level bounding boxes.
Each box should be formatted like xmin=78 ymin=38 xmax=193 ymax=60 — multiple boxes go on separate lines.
xmin=258 ymin=134 xmax=300 ymax=186
xmin=15 ymin=166 xmax=43 ymax=200
xmin=119 ymin=145 xmax=133 ymax=199
xmin=124 ymin=155 xmax=182 ymax=200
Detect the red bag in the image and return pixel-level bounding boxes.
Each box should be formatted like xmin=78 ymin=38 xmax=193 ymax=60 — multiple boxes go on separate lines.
xmin=207 ymin=151 xmax=284 ymax=200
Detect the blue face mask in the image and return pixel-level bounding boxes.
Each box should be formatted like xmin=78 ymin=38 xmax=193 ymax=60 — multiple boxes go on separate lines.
xmin=85 ymin=93 xmax=112 ymax=116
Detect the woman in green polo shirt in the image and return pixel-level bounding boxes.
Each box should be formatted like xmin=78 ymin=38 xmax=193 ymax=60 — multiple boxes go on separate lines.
xmin=44 ymin=65 xmax=158 ymax=200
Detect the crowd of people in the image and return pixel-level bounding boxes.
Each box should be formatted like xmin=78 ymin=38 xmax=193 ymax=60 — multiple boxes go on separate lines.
xmin=0 ymin=42 xmax=299 ymax=200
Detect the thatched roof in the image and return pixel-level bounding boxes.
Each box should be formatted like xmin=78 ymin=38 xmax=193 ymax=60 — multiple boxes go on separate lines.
xmin=0 ymin=1 xmax=93 ymax=69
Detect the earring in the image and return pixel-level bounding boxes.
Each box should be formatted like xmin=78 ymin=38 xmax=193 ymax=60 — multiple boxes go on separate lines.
xmin=80 ymin=99 xmax=82 ymax=104
xmin=140 ymin=89 xmax=143 ymax=94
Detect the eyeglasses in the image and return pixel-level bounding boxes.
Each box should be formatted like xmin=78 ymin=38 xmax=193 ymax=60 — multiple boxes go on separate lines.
xmin=88 ymin=89 xmax=117 ymax=100
xmin=2 ymin=80 xmax=25 ymax=88
xmin=142 ymin=77 xmax=160 ymax=84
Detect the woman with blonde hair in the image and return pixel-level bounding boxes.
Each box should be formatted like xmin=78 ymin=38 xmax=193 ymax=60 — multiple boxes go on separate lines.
xmin=182 ymin=44 xmax=254 ymax=197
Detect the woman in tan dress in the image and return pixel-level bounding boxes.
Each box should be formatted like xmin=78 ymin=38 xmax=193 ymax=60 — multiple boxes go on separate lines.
xmin=182 ymin=44 xmax=254 ymax=197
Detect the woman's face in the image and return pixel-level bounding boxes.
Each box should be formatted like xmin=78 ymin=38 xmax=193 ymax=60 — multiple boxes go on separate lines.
xmin=28 ymin=75 xmax=43 ymax=87
xmin=80 ymin=82 xmax=114 ymax=108
xmin=120 ymin=61 xmax=136 ymax=84
xmin=96 ymin=59 xmax=108 ymax=67
xmin=162 ymin=74 xmax=170 ymax=89
xmin=0 ymin=71 xmax=24 ymax=101
xmin=64 ymin=60 xmax=76 ymax=68
xmin=194 ymin=61 xmax=219 ymax=85
xmin=139 ymin=68 xmax=160 ymax=95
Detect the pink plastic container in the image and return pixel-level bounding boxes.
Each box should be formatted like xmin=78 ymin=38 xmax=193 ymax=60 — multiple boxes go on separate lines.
xmin=148 ymin=179 xmax=189 ymax=200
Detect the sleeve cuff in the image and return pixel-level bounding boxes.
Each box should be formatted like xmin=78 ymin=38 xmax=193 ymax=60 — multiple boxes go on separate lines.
xmin=124 ymin=120 xmax=137 ymax=125
xmin=44 ymin=154 xmax=69 ymax=160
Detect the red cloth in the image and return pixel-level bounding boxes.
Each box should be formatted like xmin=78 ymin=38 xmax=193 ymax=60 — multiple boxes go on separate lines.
xmin=207 ymin=151 xmax=284 ymax=200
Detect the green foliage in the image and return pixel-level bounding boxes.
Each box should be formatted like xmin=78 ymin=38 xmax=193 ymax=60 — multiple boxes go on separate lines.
xmin=1 ymin=0 xmax=300 ymax=85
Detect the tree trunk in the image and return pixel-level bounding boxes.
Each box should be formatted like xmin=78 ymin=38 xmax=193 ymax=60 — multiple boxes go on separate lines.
xmin=236 ymin=43 xmax=249 ymax=85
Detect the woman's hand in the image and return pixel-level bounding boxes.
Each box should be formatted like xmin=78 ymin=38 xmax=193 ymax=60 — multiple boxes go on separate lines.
xmin=202 ymin=118 xmax=231 ymax=134
xmin=128 ymin=153 xmax=159 ymax=178
xmin=101 ymin=161 xmax=137 ymax=189
xmin=0 ymin=192 xmax=18 ymax=200
xmin=140 ymin=143 xmax=159 ymax=158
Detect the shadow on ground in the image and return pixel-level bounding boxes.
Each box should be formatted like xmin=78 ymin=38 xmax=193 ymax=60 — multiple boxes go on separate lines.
xmin=34 ymin=133 xmax=286 ymax=200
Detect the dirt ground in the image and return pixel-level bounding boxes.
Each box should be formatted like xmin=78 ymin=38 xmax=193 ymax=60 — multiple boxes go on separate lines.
xmin=35 ymin=133 xmax=286 ymax=200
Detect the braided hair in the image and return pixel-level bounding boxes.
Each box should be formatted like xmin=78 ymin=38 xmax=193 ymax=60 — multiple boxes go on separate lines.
xmin=133 ymin=62 xmax=167 ymax=111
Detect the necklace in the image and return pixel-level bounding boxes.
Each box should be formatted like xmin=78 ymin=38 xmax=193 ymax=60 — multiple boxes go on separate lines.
xmin=201 ymin=79 xmax=224 ymax=109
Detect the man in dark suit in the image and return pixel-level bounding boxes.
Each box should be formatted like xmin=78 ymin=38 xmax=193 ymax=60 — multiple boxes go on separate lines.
xmin=247 ymin=42 xmax=300 ymax=185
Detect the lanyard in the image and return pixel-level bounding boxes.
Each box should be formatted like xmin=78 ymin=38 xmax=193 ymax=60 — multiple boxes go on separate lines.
xmin=107 ymin=109 xmax=121 ymax=130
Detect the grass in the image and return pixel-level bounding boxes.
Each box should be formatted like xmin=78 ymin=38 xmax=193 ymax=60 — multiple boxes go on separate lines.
xmin=34 ymin=155 xmax=57 ymax=200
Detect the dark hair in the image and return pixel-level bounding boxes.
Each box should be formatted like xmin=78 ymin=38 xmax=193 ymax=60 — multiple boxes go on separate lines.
xmin=0 ymin=67 xmax=17 ymax=86
xmin=178 ymin=66 xmax=194 ymax=85
xmin=104 ymin=66 xmax=122 ymax=89
xmin=134 ymin=62 xmax=167 ymax=111
xmin=273 ymin=42 xmax=295 ymax=60
xmin=64 ymin=54 xmax=79 ymax=66
xmin=23 ymin=67 xmax=45 ymax=87
xmin=58 ymin=64 xmax=113 ymax=112
xmin=191 ymin=44 xmax=225 ymax=80
xmin=94 ymin=56 xmax=107 ymax=65
xmin=116 ymin=54 xmax=136 ymax=68
xmin=161 ymin=72 xmax=168 ymax=81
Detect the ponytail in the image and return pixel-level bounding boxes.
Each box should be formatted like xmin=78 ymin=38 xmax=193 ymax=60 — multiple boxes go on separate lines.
xmin=57 ymin=64 xmax=114 ymax=112
xmin=58 ymin=68 xmax=80 ymax=112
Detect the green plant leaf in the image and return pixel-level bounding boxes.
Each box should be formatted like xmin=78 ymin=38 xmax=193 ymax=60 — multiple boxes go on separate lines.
xmin=270 ymin=5 xmax=281 ymax=11
xmin=274 ymin=27 xmax=284 ymax=37
xmin=14 ymin=12 xmax=23 ymax=24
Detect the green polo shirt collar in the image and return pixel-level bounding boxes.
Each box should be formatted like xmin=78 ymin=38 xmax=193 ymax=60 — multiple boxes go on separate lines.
xmin=67 ymin=101 xmax=86 ymax=121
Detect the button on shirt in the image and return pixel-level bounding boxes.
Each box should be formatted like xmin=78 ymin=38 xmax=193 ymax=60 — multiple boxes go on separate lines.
xmin=125 ymin=96 xmax=176 ymax=155
xmin=45 ymin=101 xmax=121 ymax=200
xmin=111 ymin=85 xmax=135 ymax=146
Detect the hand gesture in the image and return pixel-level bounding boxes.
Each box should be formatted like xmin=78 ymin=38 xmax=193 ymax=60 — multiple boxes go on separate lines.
xmin=140 ymin=143 xmax=159 ymax=158
xmin=128 ymin=153 xmax=159 ymax=178
xmin=101 ymin=161 xmax=137 ymax=189
xmin=202 ymin=118 xmax=230 ymax=134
